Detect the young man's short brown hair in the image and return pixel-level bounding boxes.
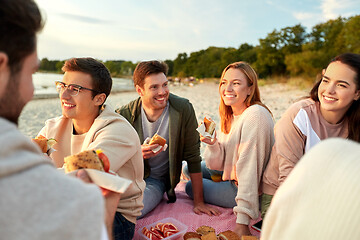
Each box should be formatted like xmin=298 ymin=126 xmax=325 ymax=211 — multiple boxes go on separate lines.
xmin=62 ymin=57 xmax=112 ymax=100
xmin=133 ymin=60 xmax=168 ymax=88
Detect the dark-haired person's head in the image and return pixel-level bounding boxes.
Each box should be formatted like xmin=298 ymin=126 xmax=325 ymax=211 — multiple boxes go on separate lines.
xmin=62 ymin=57 xmax=112 ymax=100
xmin=133 ymin=60 xmax=168 ymax=88
xmin=310 ymin=53 xmax=360 ymax=142
xmin=0 ymin=0 xmax=44 ymax=124
xmin=57 ymin=58 xmax=112 ymax=123
xmin=133 ymin=60 xmax=169 ymax=112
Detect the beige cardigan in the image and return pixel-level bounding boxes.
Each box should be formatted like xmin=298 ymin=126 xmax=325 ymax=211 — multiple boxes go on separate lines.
xmin=204 ymin=104 xmax=274 ymax=225
xmin=39 ymin=105 xmax=145 ymax=224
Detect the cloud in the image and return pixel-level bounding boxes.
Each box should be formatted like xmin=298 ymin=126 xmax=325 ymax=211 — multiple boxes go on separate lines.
xmin=321 ymin=0 xmax=357 ymax=19
xmin=57 ymin=12 xmax=111 ymax=24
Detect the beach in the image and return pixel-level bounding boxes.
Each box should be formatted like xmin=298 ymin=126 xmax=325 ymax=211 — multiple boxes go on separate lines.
xmin=19 ymin=82 xmax=308 ymax=139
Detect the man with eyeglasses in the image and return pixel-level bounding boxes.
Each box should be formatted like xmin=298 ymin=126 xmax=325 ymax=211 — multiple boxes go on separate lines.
xmin=37 ymin=57 xmax=145 ymax=240
xmin=0 ymin=1 xmax=121 ymax=240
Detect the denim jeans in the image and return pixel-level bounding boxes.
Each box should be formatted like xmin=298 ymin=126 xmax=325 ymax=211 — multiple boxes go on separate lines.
xmin=138 ymin=177 xmax=166 ymax=219
xmin=183 ymin=161 xmax=237 ymax=208
xmin=113 ymin=212 xmax=135 ymax=240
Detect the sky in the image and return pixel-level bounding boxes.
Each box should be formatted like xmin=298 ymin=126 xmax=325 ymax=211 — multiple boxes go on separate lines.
xmin=34 ymin=0 xmax=360 ymax=62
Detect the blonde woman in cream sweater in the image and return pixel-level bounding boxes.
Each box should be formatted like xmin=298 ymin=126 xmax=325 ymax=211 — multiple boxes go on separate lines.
xmin=185 ymin=62 xmax=274 ymax=237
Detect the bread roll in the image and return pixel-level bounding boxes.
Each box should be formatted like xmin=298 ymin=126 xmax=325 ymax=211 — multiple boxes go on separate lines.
xmin=149 ymin=133 xmax=166 ymax=147
xmin=64 ymin=150 xmax=104 ymax=173
xmin=218 ymin=230 xmax=241 ymax=240
xmin=196 ymin=226 xmax=215 ymax=236
xmin=183 ymin=232 xmax=201 ymax=240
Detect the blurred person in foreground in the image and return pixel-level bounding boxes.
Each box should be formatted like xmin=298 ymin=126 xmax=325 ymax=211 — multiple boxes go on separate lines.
xmin=0 ymin=0 xmax=119 ymax=239
xmin=262 ymin=138 xmax=360 ymax=240
xmin=38 ymin=57 xmax=145 ymax=240
xmin=116 ymin=60 xmax=220 ymax=218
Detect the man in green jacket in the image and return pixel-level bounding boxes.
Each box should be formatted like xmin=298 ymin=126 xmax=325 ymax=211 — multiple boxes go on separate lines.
xmin=116 ymin=60 xmax=220 ymax=218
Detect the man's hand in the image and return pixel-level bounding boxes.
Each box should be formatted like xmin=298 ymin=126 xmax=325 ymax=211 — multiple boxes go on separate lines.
xmin=233 ymin=223 xmax=251 ymax=238
xmin=141 ymin=144 xmax=163 ymax=159
xmin=193 ymin=201 xmax=221 ymax=216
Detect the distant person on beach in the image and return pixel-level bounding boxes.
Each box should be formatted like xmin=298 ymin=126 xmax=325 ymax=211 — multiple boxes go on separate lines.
xmin=0 ymin=0 xmax=120 ymax=239
xmin=261 ymin=138 xmax=360 ymax=240
xmin=116 ymin=60 xmax=220 ymax=218
xmin=183 ymin=61 xmax=274 ymax=237
xmin=261 ymin=53 xmax=360 ymax=218
xmin=37 ymin=57 xmax=145 ymax=240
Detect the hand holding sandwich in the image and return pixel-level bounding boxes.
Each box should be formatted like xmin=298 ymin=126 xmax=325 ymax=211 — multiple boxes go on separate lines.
xmin=142 ymin=133 xmax=167 ymax=159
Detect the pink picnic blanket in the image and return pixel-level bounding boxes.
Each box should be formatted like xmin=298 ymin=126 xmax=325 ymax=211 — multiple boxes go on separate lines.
xmin=133 ymin=181 xmax=261 ymax=239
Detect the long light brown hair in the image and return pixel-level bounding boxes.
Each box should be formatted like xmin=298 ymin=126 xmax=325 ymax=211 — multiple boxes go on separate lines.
xmin=219 ymin=61 xmax=271 ymax=134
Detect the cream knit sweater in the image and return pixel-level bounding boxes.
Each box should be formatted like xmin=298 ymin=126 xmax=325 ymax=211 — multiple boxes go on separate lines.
xmin=204 ymin=104 xmax=274 ymax=225
xmin=262 ymin=138 xmax=360 ymax=240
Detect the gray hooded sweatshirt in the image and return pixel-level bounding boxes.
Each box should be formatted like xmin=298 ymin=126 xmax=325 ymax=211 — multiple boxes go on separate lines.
xmin=0 ymin=117 xmax=104 ymax=240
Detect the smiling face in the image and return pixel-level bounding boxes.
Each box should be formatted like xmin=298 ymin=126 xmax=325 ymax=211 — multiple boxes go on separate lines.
xmin=219 ymin=68 xmax=252 ymax=115
xmin=318 ymin=61 xmax=360 ymax=123
xmin=60 ymin=71 xmax=103 ymax=124
xmin=136 ymin=72 xmax=169 ymax=116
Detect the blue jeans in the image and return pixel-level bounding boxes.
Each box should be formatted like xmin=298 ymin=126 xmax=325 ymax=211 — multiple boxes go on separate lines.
xmin=138 ymin=177 xmax=166 ymax=219
xmin=183 ymin=161 xmax=237 ymax=208
xmin=113 ymin=212 xmax=135 ymax=240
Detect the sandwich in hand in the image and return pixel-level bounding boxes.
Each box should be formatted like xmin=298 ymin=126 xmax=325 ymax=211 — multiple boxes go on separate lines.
xmin=149 ymin=133 xmax=166 ymax=147
xmin=203 ymin=117 xmax=216 ymax=135
xmin=63 ymin=149 xmax=110 ymax=173
xmin=32 ymin=135 xmax=57 ymax=153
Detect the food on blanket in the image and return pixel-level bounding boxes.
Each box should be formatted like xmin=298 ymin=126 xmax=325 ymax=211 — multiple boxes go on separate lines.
xmin=240 ymin=236 xmax=258 ymax=240
xmin=32 ymin=135 xmax=57 ymax=153
xmin=149 ymin=133 xmax=166 ymax=147
xmin=142 ymin=222 xmax=179 ymax=239
xmin=200 ymin=232 xmax=217 ymax=240
xmin=183 ymin=232 xmax=201 ymax=240
xmin=203 ymin=117 xmax=216 ymax=135
xmin=218 ymin=230 xmax=241 ymax=240
xmin=196 ymin=226 xmax=215 ymax=236
xmin=63 ymin=149 xmax=110 ymax=173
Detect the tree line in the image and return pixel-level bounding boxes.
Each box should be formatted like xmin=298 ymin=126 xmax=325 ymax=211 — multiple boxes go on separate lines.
xmin=39 ymin=15 xmax=359 ymax=80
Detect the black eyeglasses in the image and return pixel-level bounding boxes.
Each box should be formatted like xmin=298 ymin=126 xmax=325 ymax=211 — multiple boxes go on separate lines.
xmin=55 ymin=81 xmax=100 ymax=96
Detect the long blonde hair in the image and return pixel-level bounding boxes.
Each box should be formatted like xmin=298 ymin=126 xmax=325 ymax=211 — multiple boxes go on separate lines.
xmin=219 ymin=61 xmax=272 ymax=134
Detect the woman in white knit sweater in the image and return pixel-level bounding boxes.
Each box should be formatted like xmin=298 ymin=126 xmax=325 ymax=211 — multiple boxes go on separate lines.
xmin=185 ymin=62 xmax=274 ymax=237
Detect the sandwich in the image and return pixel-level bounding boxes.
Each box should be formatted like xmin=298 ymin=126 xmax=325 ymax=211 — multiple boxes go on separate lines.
xmin=200 ymin=232 xmax=217 ymax=240
xmin=240 ymin=236 xmax=258 ymax=240
xmin=218 ymin=230 xmax=241 ymax=240
xmin=148 ymin=133 xmax=166 ymax=147
xmin=203 ymin=117 xmax=216 ymax=135
xmin=183 ymin=232 xmax=201 ymax=240
xmin=196 ymin=226 xmax=215 ymax=236
xmin=63 ymin=149 xmax=110 ymax=173
xmin=32 ymin=135 xmax=57 ymax=153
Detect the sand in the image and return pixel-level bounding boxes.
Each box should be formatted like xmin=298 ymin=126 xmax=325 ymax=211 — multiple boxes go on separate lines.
xmin=18 ymin=82 xmax=308 ymax=138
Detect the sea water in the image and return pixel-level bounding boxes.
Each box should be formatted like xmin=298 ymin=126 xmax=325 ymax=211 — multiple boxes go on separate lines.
xmin=33 ymin=72 xmax=134 ymax=98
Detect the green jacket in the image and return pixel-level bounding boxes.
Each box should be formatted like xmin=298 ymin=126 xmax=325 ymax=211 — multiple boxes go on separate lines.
xmin=116 ymin=93 xmax=201 ymax=202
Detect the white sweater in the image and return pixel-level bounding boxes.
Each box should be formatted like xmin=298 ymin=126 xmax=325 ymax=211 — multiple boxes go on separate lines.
xmin=204 ymin=104 xmax=274 ymax=225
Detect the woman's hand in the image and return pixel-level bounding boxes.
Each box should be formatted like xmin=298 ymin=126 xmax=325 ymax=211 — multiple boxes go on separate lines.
xmin=200 ymin=131 xmax=217 ymax=145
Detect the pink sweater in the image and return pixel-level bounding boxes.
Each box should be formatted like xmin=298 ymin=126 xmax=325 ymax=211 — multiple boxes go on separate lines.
xmin=262 ymin=98 xmax=348 ymax=195
xmin=204 ymin=104 xmax=274 ymax=225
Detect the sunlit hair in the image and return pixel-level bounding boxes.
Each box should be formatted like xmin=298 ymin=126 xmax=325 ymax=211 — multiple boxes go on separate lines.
xmin=219 ymin=61 xmax=272 ymax=134
xmin=133 ymin=60 xmax=168 ymax=88
xmin=310 ymin=53 xmax=360 ymax=142
xmin=62 ymin=57 xmax=112 ymax=100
